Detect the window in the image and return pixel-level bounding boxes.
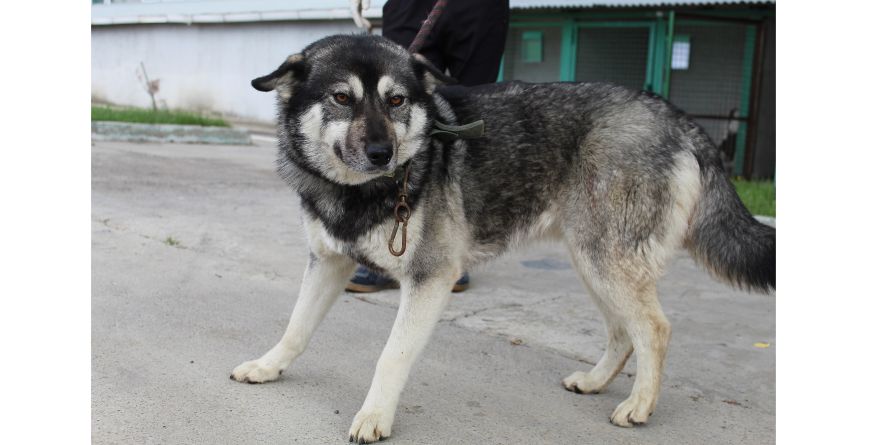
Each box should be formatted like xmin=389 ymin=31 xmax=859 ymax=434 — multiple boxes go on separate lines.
xmin=671 ymin=35 xmax=691 ymax=70
xmin=521 ymin=31 xmax=543 ymax=63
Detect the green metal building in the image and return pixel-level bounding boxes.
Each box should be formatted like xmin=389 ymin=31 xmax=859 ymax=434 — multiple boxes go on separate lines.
xmin=504 ymin=0 xmax=775 ymax=179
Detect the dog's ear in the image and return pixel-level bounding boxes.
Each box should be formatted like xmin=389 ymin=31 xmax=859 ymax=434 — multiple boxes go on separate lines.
xmin=412 ymin=53 xmax=456 ymax=93
xmin=251 ymin=54 xmax=308 ymax=94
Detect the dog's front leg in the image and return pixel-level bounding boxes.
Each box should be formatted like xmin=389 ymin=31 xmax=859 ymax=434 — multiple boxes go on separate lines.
xmin=231 ymin=252 xmax=355 ymax=383
xmin=348 ymin=272 xmax=455 ymax=443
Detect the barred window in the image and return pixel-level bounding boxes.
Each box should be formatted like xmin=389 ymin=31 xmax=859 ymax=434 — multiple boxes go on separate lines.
xmin=671 ymin=35 xmax=691 ymax=70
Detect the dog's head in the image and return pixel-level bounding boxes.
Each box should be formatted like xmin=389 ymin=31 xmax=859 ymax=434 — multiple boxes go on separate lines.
xmin=253 ymin=35 xmax=453 ymax=185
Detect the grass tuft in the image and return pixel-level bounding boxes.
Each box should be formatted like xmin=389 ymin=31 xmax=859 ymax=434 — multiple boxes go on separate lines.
xmin=732 ymin=179 xmax=775 ymax=217
xmin=164 ymin=236 xmax=181 ymax=247
xmin=92 ymin=105 xmax=229 ymax=127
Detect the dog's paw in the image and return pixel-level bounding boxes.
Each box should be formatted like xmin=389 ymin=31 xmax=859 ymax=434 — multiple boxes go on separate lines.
xmin=562 ymin=371 xmax=604 ymax=394
xmin=348 ymin=409 xmax=392 ymax=444
xmin=609 ymin=394 xmax=654 ymax=427
xmin=230 ymin=359 xmax=283 ymax=384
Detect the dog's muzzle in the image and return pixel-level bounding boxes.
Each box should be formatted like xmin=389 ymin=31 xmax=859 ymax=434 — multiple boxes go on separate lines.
xmin=365 ymin=143 xmax=393 ymax=166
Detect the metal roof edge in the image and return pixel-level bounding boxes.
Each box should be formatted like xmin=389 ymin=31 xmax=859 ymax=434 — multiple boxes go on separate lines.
xmin=92 ymin=0 xmax=773 ymax=26
xmin=510 ymin=0 xmax=774 ymax=7
xmin=92 ymin=6 xmax=382 ymax=26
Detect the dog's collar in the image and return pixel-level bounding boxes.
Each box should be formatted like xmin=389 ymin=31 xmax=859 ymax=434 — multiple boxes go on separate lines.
xmin=381 ymin=161 xmax=410 ymax=181
xmin=430 ymin=119 xmax=485 ymax=142
xmin=381 ymin=118 xmax=485 ymax=256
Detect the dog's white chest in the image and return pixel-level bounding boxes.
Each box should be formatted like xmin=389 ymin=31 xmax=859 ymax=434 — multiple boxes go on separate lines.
xmin=303 ymin=207 xmax=426 ymax=280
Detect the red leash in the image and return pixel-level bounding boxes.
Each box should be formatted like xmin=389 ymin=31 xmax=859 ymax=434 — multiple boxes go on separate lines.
xmin=407 ymin=0 xmax=448 ymax=54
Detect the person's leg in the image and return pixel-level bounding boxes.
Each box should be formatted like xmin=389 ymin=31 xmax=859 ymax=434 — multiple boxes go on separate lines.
xmin=451 ymin=272 xmax=470 ymax=292
xmin=381 ymin=0 xmax=429 ymax=48
xmin=347 ymin=265 xmax=469 ymax=293
xmin=345 ymin=265 xmax=399 ymax=293
xmin=437 ymin=0 xmax=510 ymax=86
xmin=354 ymin=0 xmax=481 ymax=295
xmin=382 ymin=0 xmax=446 ymax=72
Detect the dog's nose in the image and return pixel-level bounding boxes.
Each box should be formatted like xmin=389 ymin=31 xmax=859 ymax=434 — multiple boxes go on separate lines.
xmin=365 ymin=143 xmax=393 ymax=166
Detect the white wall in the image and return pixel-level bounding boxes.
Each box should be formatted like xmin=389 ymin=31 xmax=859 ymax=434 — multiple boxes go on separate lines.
xmin=92 ymin=21 xmax=361 ymax=122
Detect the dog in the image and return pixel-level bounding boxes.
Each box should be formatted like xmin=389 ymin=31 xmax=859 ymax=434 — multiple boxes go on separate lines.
xmin=231 ymin=34 xmax=775 ymax=443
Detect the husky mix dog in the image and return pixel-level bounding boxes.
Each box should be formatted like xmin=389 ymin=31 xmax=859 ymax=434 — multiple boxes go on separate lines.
xmin=231 ymin=35 xmax=775 ymax=443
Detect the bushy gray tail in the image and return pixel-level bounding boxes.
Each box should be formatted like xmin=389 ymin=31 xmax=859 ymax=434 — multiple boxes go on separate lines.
xmin=687 ymin=156 xmax=775 ymax=293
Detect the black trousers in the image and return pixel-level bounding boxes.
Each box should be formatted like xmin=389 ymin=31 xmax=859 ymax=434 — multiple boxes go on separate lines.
xmin=382 ymin=0 xmax=510 ymax=86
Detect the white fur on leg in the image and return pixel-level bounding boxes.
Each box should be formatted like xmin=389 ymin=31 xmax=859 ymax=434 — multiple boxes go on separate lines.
xmin=563 ymin=323 xmax=633 ymax=394
xmin=349 ymin=409 xmax=392 ymax=444
xmin=601 ymin=152 xmax=694 ymax=425
xmin=231 ymin=252 xmax=355 ymax=383
xmin=562 ymin=370 xmax=595 ymax=393
xmin=564 ymin=239 xmax=671 ymax=427
xmin=348 ymin=272 xmax=455 ymax=443
xmin=609 ymin=297 xmax=671 ymax=427
xmin=562 ymin=246 xmax=635 ymax=395
xmin=610 ymin=392 xmax=657 ymax=427
xmin=231 ymin=359 xmax=285 ymax=384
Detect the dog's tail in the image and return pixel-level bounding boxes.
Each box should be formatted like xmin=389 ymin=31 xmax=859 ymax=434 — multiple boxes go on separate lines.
xmin=685 ymin=151 xmax=775 ymax=293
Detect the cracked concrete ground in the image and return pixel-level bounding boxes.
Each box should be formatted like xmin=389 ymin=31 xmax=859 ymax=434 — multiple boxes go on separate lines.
xmin=92 ymin=140 xmax=775 ymax=444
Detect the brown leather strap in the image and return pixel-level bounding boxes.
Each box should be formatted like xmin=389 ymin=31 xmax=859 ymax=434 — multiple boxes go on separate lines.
xmin=387 ymin=163 xmax=412 ymax=256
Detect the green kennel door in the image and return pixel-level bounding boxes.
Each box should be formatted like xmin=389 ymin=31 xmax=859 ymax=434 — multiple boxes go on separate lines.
xmin=573 ymin=23 xmax=655 ymax=91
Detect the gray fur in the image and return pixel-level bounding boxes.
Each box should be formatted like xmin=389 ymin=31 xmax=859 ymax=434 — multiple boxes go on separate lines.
xmin=240 ymin=34 xmax=775 ymax=440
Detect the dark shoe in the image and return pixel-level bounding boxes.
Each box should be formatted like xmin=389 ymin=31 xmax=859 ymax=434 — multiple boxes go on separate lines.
xmin=452 ymin=273 xmax=470 ymax=293
xmin=345 ymin=265 xmax=399 ymax=293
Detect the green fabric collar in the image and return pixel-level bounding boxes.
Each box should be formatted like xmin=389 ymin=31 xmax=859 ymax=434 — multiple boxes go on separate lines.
xmin=380 ymin=120 xmax=484 ymax=179
xmin=430 ymin=119 xmax=485 ymax=142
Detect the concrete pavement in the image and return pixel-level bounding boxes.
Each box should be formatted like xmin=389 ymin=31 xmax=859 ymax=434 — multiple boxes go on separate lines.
xmin=92 ymin=139 xmax=775 ymax=444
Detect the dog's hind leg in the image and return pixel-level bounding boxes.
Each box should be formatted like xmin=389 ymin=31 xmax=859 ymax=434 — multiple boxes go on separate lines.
xmin=604 ymin=277 xmax=670 ymax=427
xmin=562 ymin=316 xmax=633 ymax=395
xmin=563 ymin=245 xmax=671 ymax=427
xmin=231 ymin=252 xmax=355 ymax=383
xmin=348 ymin=269 xmax=456 ymax=444
xmin=562 ymin=247 xmax=634 ymax=394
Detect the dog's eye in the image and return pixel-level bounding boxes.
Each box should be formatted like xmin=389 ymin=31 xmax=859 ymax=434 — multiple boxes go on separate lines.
xmin=388 ymin=95 xmax=405 ymax=107
xmin=333 ymin=93 xmax=351 ymax=105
